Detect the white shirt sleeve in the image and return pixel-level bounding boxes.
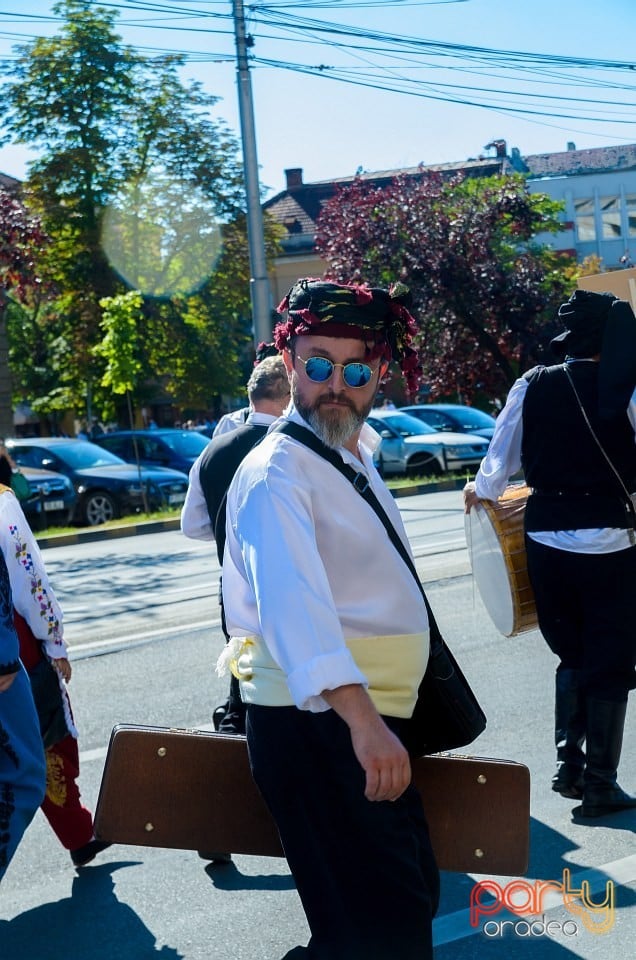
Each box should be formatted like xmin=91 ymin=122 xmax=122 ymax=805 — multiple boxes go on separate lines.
xmin=474 ymin=377 xmax=527 ymax=501
xmin=213 ymin=408 xmax=249 ymax=437
xmin=180 ymin=456 xmax=214 ymax=541
xmin=224 ymin=459 xmax=368 ymax=711
xmin=0 ymin=490 xmax=66 ymax=658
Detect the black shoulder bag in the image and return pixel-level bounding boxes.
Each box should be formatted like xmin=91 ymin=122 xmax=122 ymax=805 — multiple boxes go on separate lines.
xmin=274 ymin=421 xmax=487 ymax=757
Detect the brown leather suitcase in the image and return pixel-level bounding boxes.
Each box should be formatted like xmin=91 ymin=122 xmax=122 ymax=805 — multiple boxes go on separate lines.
xmin=94 ymin=723 xmax=530 ymax=876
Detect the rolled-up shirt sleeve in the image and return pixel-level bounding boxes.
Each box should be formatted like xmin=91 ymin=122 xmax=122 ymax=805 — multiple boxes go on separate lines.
xmin=181 ymin=457 xmax=214 ymax=541
xmin=224 ymin=460 xmax=368 ymax=711
xmin=475 ymin=377 xmax=527 ymax=502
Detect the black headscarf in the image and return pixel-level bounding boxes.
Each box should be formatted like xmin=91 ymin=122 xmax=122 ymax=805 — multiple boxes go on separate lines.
xmin=551 ymin=289 xmax=636 ymax=418
xmin=274 ymin=277 xmax=422 ymax=394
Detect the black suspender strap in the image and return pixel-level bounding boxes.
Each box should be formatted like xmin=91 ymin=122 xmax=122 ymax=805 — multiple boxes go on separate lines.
xmin=273 ymin=419 xmax=487 ymax=755
xmin=272 ymin=420 xmax=444 ymax=646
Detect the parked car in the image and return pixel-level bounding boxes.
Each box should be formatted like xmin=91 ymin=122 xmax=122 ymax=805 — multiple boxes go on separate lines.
xmin=400 ymin=403 xmax=497 ymax=440
xmin=16 ymin=466 xmax=77 ymax=528
xmin=367 ymin=412 xmax=445 ymax=477
xmin=93 ymin=429 xmax=209 ymax=473
xmin=6 ymin=438 xmax=189 ymax=527
xmin=367 ymin=410 xmax=489 ymax=476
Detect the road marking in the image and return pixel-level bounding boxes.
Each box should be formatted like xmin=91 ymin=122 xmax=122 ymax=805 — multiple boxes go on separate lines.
xmin=61 ymin=579 xmax=217 ymax=616
xmin=412 ymin=539 xmax=466 ymax=557
xmin=68 ymin=617 xmax=221 ymax=655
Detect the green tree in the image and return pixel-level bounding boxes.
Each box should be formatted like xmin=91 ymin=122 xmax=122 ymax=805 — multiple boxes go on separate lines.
xmin=95 ymin=290 xmax=149 ymax=509
xmin=95 ymin=291 xmax=144 ymax=398
xmin=0 ymin=185 xmax=53 ymax=436
xmin=316 ymin=171 xmax=577 ymax=403
xmin=0 ymin=0 xmax=257 ymax=421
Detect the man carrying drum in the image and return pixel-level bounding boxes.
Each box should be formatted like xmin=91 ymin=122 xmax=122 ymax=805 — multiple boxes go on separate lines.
xmin=464 ymin=289 xmax=636 ymax=819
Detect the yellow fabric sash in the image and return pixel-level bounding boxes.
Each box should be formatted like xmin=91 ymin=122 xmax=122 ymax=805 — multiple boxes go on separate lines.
xmin=219 ymin=632 xmax=429 ymax=718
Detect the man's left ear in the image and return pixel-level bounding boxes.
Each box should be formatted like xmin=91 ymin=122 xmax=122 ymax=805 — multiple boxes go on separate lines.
xmin=379 ymin=359 xmax=390 ymax=380
xmin=282 ymin=347 xmax=294 ymax=376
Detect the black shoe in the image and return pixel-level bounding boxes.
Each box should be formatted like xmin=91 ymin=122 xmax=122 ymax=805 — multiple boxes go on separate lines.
xmin=71 ymin=839 xmax=112 ymax=867
xmin=580 ymin=784 xmax=636 ymax=818
xmin=552 ymin=763 xmax=584 ymax=799
xmin=212 ymin=702 xmax=229 ymax=731
xmin=197 ymin=850 xmax=232 ymax=864
xmin=217 ymin=711 xmax=246 ymax=736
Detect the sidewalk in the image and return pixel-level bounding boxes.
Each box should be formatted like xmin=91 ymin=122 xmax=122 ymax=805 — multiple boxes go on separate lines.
xmin=35 ymin=477 xmax=467 ymax=549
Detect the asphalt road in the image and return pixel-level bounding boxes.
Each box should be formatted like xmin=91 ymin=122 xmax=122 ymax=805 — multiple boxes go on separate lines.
xmin=0 ymin=491 xmax=634 ymax=960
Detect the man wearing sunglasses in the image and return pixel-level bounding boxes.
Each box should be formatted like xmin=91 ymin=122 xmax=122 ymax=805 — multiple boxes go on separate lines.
xmin=220 ymin=278 xmax=439 ymax=960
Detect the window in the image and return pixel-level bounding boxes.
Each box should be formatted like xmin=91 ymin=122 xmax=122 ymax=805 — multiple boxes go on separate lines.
xmin=600 ymin=196 xmax=622 ymax=239
xmin=574 ymin=198 xmax=595 ymax=241
xmin=413 ymin=410 xmax=447 ymax=430
xmin=99 ymin=436 xmax=127 ymax=458
xmin=10 ymin=447 xmax=45 ymax=469
xmin=138 ymin=438 xmax=167 ymax=462
xmin=627 ymin=195 xmax=636 ymax=238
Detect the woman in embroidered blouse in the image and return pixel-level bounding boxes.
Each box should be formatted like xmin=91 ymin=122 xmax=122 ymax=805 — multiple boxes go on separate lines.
xmin=0 ymin=454 xmax=110 ymax=868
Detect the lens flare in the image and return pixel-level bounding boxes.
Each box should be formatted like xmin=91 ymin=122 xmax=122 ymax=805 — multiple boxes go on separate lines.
xmin=101 ymin=175 xmax=222 ymax=298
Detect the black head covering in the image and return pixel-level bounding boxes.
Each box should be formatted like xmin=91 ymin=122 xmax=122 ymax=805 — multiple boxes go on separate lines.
xmin=254 ymin=341 xmax=278 ymax=364
xmin=551 ymin=289 xmax=636 ymax=418
xmin=550 ymin=289 xmax=617 ymax=359
xmin=274 ymin=277 xmax=422 ymax=393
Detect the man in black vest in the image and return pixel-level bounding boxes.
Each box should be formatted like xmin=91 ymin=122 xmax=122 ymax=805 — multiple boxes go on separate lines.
xmin=465 ymin=290 xmax=636 ymax=818
xmin=181 ymin=355 xmax=290 ymax=733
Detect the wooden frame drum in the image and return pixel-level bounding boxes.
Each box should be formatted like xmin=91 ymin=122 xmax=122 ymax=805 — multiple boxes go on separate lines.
xmin=465 ymin=483 xmax=538 ymax=637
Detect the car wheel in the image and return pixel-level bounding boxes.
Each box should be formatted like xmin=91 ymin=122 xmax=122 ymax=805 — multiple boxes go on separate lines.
xmin=376 ymin=454 xmax=385 ymax=478
xmin=82 ymin=491 xmax=118 ymax=526
xmin=406 ymin=455 xmax=441 ymax=478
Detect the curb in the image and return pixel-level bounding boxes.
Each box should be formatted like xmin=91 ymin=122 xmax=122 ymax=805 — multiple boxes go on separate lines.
xmin=389 ymin=477 xmax=467 ymax=498
xmin=35 ymin=478 xmax=467 ymax=549
xmin=36 ymin=516 xmax=181 ymax=550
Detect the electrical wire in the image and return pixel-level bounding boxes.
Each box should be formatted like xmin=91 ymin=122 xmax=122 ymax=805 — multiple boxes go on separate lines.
xmin=0 ymin=1 xmax=633 ymax=131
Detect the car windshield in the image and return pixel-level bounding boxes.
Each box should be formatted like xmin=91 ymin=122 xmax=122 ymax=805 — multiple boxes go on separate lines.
xmin=159 ymin=431 xmax=209 ymax=456
xmin=448 ymin=408 xmax=495 ymax=430
xmin=52 ymin=442 xmax=126 ymax=469
xmin=379 ymin=413 xmax=438 ymax=437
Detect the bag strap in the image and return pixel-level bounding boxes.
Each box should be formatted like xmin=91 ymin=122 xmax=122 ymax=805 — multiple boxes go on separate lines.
xmin=562 ymin=363 xmax=636 ymax=530
xmin=273 ymin=420 xmax=444 ymax=646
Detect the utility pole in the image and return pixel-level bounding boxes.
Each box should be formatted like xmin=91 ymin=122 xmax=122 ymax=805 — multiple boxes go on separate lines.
xmin=232 ymin=0 xmax=272 ymax=346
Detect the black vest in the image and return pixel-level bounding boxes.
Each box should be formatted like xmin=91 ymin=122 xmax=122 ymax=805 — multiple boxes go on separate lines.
xmin=522 ymin=362 xmax=636 ymax=531
xmin=198 ymin=422 xmax=269 ymax=563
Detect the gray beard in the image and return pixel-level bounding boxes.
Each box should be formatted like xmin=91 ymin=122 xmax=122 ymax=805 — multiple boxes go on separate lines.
xmin=295 ymin=393 xmax=366 ymax=449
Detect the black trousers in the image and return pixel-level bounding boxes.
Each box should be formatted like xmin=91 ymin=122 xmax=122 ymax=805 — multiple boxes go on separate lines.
xmin=246 ymin=704 xmax=439 ymax=960
xmin=525 ymin=537 xmax=636 ymax=701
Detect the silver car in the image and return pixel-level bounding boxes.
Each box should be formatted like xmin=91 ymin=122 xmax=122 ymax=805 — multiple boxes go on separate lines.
xmin=367 ymin=410 xmax=489 ymax=476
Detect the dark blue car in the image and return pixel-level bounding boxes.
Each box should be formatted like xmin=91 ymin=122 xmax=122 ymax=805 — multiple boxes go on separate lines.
xmin=7 ymin=438 xmax=189 ymax=526
xmin=400 ymin=403 xmax=496 ymax=440
xmin=94 ymin=429 xmax=209 ymax=474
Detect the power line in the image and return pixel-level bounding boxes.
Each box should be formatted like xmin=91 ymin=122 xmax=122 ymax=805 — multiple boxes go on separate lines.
xmin=0 ymin=2 xmax=634 ymax=131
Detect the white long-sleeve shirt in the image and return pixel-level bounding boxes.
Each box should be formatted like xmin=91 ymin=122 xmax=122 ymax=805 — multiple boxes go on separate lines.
xmin=222 ymin=407 xmax=429 ymax=715
xmin=475 ymin=373 xmax=636 ymax=554
xmin=181 ymin=411 xmax=278 ymax=542
xmin=212 ymin=407 xmax=250 ymax=437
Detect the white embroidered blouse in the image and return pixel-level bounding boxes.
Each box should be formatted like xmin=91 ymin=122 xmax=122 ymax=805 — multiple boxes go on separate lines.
xmin=0 ymin=488 xmax=66 ymax=658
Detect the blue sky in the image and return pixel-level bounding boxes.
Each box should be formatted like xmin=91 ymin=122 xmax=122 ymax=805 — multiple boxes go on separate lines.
xmin=1 ymin=0 xmax=635 ymax=199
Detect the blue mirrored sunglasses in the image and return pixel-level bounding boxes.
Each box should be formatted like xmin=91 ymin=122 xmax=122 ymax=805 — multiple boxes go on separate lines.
xmin=297 ymin=355 xmax=375 ymax=388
